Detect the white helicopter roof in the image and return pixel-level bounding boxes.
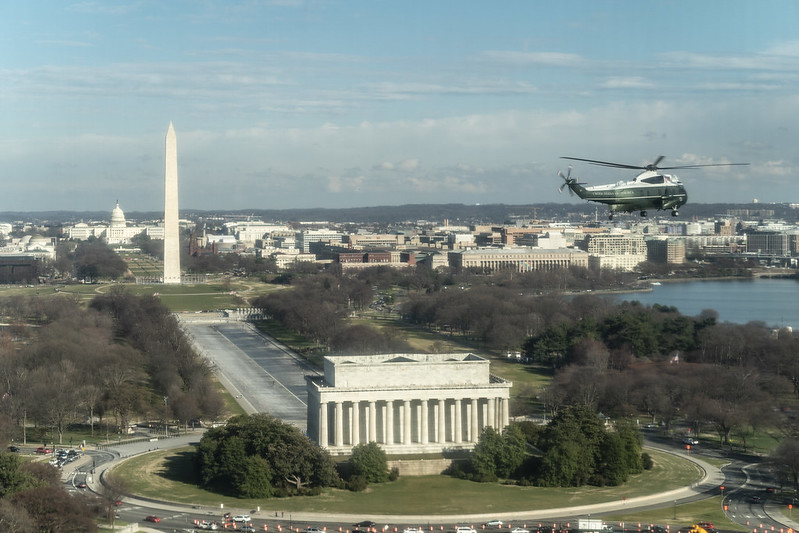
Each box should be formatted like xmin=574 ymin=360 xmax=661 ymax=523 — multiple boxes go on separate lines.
xmin=585 ymin=170 xmax=682 ymax=191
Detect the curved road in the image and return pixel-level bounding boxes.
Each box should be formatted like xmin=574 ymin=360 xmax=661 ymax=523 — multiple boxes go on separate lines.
xmin=78 ymin=315 xmax=798 ymax=532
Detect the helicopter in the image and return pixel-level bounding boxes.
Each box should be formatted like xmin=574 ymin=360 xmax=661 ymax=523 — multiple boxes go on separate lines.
xmin=558 ymin=156 xmax=749 ymax=220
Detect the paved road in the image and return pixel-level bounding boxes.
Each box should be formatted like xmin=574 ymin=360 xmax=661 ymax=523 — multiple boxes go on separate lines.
xmin=181 ymin=316 xmax=316 ymax=429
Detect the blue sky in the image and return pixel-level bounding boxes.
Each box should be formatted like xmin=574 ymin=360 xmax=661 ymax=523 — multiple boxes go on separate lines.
xmin=1 ymin=1 xmax=798 ymax=212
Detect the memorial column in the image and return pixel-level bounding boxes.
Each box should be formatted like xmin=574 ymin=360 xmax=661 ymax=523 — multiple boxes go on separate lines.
xmin=369 ymin=401 xmax=377 ymax=443
xmin=386 ymin=400 xmax=394 ymax=445
xmin=437 ymin=399 xmax=446 ymax=443
xmin=421 ymin=399 xmax=429 ymax=444
xmin=334 ymin=401 xmax=343 ymax=447
xmin=319 ymin=401 xmax=328 ymax=447
xmin=470 ymin=398 xmax=479 ymax=442
xmin=351 ymin=401 xmax=360 ymax=446
xmin=454 ymin=399 xmax=462 ymax=443
xmin=403 ymin=400 xmax=412 ymax=445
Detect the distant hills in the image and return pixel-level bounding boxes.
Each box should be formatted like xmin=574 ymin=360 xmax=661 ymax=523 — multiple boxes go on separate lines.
xmin=2 ymin=202 xmax=797 ymax=225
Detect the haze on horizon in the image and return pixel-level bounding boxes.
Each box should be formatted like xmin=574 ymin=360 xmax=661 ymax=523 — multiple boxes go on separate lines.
xmin=1 ymin=1 xmax=797 ymax=213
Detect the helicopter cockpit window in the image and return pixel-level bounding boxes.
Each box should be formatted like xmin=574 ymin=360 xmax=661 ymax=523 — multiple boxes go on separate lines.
xmin=641 ymin=175 xmax=665 ymax=184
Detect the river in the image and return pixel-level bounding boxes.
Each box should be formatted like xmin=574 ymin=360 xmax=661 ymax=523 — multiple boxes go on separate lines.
xmin=608 ymin=277 xmax=799 ymax=329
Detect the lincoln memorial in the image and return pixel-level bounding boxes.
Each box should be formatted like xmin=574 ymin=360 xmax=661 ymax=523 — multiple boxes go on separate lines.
xmin=305 ymin=353 xmax=512 ymax=455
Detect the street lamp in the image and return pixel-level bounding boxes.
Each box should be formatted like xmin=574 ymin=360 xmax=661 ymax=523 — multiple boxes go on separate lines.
xmin=163 ymin=396 xmax=169 ymax=437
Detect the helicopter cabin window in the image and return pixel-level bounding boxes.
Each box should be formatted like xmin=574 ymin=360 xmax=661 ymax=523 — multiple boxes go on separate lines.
xmin=641 ymin=175 xmax=665 ymax=184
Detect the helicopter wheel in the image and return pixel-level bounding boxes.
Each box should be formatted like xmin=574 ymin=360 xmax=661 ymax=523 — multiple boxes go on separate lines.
xmin=672 ymin=210 xmax=679 ymax=217
xmin=640 ymin=211 xmax=647 ymax=217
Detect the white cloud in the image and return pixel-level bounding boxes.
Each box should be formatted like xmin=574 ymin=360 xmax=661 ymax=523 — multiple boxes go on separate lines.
xmin=478 ymin=51 xmax=584 ymax=67
xmin=399 ymin=159 xmax=419 ymax=172
xmin=600 ymin=77 xmax=654 ymax=89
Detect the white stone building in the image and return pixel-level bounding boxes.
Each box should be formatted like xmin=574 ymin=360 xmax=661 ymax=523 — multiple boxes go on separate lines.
xmin=449 ymin=247 xmax=589 ymax=273
xmin=306 ymin=353 xmax=512 ymax=456
xmin=64 ymin=202 xmax=163 ymax=244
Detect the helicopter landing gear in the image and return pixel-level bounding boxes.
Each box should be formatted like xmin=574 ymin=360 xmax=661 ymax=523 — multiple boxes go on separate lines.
xmin=608 ymin=213 xmax=614 ymax=220
xmin=671 ymin=210 xmax=679 ymax=217
xmin=639 ymin=210 xmax=648 ymax=217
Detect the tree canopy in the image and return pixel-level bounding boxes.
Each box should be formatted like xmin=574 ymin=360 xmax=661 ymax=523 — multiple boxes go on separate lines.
xmin=196 ymin=414 xmax=339 ymax=498
xmin=350 ymin=441 xmax=390 ymax=483
xmin=533 ymin=405 xmax=642 ymax=487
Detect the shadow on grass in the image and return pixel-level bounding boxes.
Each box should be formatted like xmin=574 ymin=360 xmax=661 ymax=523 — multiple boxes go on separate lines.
xmin=158 ymin=449 xmax=242 ymax=498
xmin=159 ymin=449 xmax=202 ymax=485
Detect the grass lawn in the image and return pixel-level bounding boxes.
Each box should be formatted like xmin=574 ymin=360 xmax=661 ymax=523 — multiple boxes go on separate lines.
xmin=112 ymin=447 xmax=703 ymax=515
xmin=355 ymin=314 xmax=476 ymax=354
xmin=0 ymin=276 xmax=284 ymax=313
xmin=606 ymin=496 xmax=749 ymax=532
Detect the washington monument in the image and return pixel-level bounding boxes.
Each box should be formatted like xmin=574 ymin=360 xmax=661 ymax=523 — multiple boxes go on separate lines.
xmin=163 ymin=122 xmax=181 ymax=284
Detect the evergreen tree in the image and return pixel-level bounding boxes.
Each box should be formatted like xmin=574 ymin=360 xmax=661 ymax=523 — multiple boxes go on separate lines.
xmin=350 ymin=442 xmax=390 ymax=483
xmin=196 ymin=414 xmax=339 ymax=498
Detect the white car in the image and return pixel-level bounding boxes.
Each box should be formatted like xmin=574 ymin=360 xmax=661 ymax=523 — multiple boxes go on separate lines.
xmin=232 ymin=515 xmax=251 ymax=523
xmin=404 ymin=528 xmax=420 ymax=533
xmin=511 ymin=529 xmax=529 ymax=533
xmin=456 ymin=528 xmax=477 ymax=533
xmin=485 ymin=521 xmax=503 ymax=528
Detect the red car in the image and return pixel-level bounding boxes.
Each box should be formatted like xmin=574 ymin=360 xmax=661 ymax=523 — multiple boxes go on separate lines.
xmin=144 ymin=516 xmax=161 ymax=523
xmin=35 ymin=447 xmax=51 ymax=454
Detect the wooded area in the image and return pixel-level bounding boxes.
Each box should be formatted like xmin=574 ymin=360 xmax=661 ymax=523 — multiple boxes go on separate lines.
xmin=0 ymin=291 xmax=225 ymax=445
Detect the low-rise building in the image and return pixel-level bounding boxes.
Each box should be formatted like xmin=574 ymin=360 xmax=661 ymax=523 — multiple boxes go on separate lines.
xmin=449 ymin=247 xmax=589 ymax=272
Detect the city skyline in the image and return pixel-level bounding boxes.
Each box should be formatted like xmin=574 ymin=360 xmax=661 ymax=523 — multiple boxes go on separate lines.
xmin=2 ymin=1 xmax=798 ymax=212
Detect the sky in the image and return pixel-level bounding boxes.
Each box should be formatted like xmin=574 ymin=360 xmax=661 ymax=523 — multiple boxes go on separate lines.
xmin=1 ymin=1 xmax=798 ymax=213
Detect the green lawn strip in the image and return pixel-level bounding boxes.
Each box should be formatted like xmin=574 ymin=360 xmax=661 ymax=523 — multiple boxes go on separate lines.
xmin=256 ymin=319 xmax=322 ymax=352
xmin=113 ymin=447 xmax=703 ymax=515
xmin=605 ymin=496 xmax=749 ymax=532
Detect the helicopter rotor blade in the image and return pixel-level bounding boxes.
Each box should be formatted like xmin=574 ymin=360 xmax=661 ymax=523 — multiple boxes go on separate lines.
xmin=561 ymin=156 xmax=643 ymax=170
xmin=655 ymin=162 xmax=750 ymax=170
xmin=563 ymin=156 xmax=749 ymax=172
xmin=557 ymin=166 xmax=575 ymax=195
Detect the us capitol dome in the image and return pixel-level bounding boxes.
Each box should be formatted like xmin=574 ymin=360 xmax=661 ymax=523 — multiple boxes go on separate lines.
xmin=110 ymin=201 xmax=126 ymax=228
